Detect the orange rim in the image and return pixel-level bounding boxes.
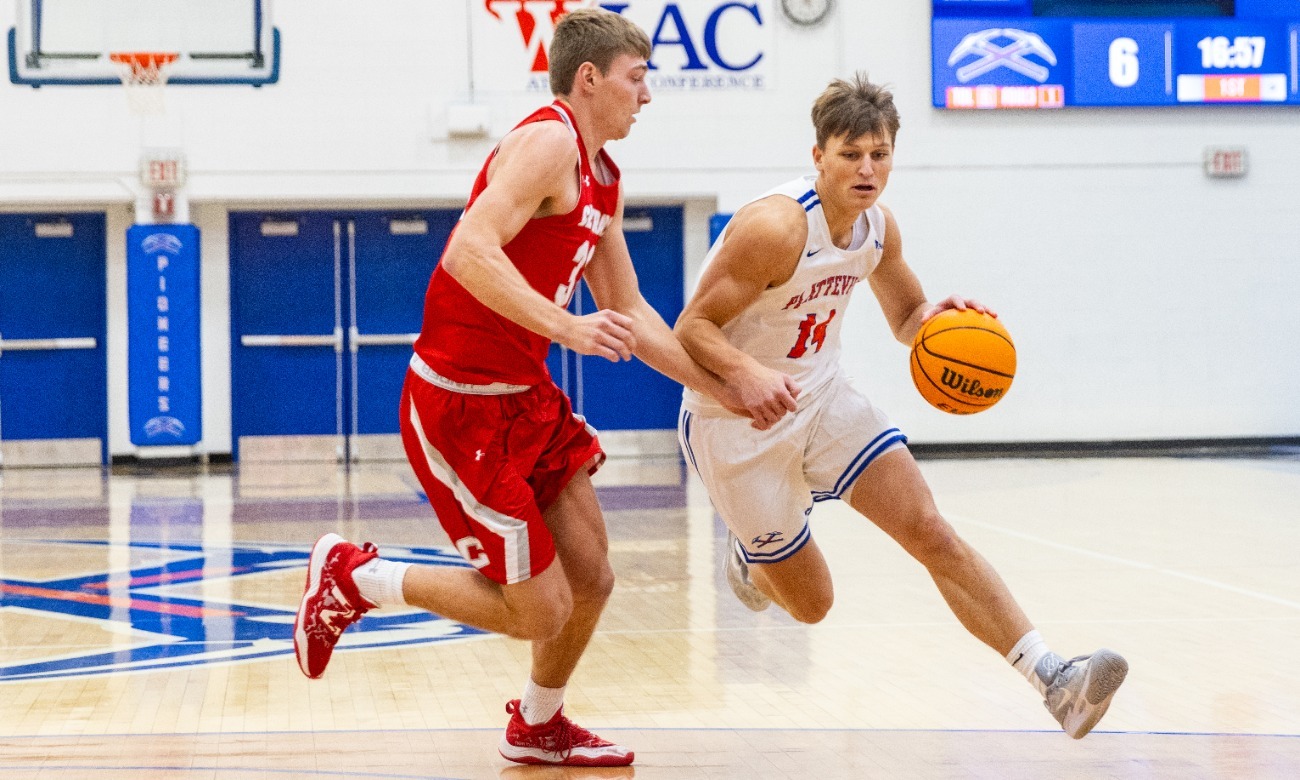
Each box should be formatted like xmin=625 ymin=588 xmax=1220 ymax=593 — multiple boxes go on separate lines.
xmin=108 ymin=52 xmax=180 ymax=70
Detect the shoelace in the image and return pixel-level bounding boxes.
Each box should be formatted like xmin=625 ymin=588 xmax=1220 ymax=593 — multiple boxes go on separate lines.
xmin=514 ymin=715 xmax=575 ymax=759
xmin=1057 ymin=654 xmax=1091 ymax=680
xmin=547 ymin=717 xmax=576 ymax=758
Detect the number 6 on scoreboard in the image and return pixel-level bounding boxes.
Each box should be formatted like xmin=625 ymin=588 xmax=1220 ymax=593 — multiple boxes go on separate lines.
xmin=1108 ymin=37 xmax=1139 ymax=88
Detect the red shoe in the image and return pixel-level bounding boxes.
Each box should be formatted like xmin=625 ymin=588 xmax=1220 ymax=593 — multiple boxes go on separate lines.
xmin=498 ymin=700 xmax=634 ymax=766
xmin=293 ymin=533 xmax=378 ymax=679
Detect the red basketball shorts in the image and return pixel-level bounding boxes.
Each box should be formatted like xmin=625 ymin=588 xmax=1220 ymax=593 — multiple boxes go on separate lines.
xmin=399 ymin=364 xmax=604 ymax=585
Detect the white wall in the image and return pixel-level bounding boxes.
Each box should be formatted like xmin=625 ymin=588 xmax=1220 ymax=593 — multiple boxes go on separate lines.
xmin=1 ymin=0 xmax=1297 ymax=454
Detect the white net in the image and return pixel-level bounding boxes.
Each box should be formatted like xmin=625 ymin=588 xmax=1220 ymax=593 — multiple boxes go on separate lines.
xmin=110 ymin=52 xmax=177 ymax=115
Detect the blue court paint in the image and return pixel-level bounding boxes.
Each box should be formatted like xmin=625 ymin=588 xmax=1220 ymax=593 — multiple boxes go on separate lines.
xmin=0 ymin=539 xmax=484 ymax=682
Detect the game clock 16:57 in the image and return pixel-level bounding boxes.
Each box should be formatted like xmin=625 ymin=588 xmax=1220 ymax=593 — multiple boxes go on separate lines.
xmin=1172 ymin=20 xmax=1289 ymax=103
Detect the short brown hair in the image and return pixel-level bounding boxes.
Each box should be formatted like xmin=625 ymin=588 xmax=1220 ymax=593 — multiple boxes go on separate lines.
xmin=548 ymin=9 xmax=652 ymax=96
xmin=811 ymin=72 xmax=901 ymax=148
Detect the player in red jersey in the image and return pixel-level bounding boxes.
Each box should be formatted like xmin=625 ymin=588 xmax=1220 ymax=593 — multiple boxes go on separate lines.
xmin=293 ymin=9 xmax=746 ymax=767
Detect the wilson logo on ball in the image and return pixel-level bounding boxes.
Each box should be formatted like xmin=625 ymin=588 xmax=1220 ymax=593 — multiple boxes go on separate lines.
xmin=939 ymin=367 xmax=1006 ymax=401
xmin=910 ymin=309 xmax=1015 ymax=415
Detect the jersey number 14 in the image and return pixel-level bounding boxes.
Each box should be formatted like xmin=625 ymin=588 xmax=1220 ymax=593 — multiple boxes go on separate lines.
xmin=788 ymin=309 xmax=836 ymax=359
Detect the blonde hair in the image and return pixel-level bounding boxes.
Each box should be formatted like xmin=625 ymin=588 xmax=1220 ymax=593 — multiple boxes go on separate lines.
xmin=548 ymin=9 xmax=652 ymax=96
xmin=811 ymin=72 xmax=901 ymax=148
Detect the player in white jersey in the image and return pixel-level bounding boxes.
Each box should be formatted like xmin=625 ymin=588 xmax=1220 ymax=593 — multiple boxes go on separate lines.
xmin=675 ymin=73 xmax=1127 ymax=739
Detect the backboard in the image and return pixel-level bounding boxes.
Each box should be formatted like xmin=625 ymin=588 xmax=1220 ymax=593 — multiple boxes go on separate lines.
xmin=8 ymin=0 xmax=279 ymax=86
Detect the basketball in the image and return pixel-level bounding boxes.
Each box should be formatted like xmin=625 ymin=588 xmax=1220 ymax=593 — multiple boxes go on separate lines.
xmin=910 ymin=308 xmax=1015 ymax=415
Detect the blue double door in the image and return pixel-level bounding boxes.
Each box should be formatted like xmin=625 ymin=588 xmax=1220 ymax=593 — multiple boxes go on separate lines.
xmin=229 ymin=206 xmax=684 ymax=462
xmin=230 ymin=211 xmax=450 ymax=461
xmin=0 ymin=213 xmax=107 ymax=466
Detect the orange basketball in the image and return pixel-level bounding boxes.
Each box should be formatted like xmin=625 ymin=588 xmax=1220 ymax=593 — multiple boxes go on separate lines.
xmin=910 ymin=308 xmax=1015 ymax=415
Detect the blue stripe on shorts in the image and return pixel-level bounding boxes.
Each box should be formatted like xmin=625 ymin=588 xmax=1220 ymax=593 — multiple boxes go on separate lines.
xmin=739 ymin=519 xmax=812 ymax=564
xmin=811 ymin=428 xmax=907 ymax=502
xmin=678 ymin=408 xmax=700 ymax=475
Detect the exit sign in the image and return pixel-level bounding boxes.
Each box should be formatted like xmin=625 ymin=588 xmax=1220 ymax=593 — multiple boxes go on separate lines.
xmin=140 ymin=150 xmax=187 ymax=188
xmin=1203 ymin=147 xmax=1247 ymax=178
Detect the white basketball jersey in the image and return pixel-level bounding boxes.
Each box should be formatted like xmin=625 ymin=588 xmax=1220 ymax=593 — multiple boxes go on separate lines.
xmin=684 ymin=175 xmax=886 ymax=415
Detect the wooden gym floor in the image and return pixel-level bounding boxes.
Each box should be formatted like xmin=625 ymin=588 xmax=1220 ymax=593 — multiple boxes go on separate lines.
xmin=1 ymin=450 xmax=1298 ymax=779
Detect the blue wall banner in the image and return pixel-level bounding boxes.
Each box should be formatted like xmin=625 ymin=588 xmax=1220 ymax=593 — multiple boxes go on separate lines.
xmin=127 ymin=224 xmax=202 ymax=446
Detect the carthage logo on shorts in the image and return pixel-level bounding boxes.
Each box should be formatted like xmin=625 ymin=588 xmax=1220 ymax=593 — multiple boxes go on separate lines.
xmin=0 ymin=540 xmax=485 ymax=682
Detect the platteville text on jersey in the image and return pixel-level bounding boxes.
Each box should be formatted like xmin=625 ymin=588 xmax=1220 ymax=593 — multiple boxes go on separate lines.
xmin=782 ymin=274 xmax=860 ymax=310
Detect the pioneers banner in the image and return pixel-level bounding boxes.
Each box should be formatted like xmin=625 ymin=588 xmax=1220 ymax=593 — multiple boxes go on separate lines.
xmin=127 ymin=223 xmax=202 ymax=446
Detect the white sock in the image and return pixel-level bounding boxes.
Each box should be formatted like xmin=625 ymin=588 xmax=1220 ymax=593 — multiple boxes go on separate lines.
xmin=351 ymin=558 xmax=411 ymax=608
xmin=1006 ymin=629 xmax=1054 ymax=696
xmin=519 ymin=680 xmax=565 ymax=725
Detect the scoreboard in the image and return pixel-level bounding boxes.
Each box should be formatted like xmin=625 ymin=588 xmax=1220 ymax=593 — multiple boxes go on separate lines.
xmin=932 ymin=0 xmax=1300 ymax=108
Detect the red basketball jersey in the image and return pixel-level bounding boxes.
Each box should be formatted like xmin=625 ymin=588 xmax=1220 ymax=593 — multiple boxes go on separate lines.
xmin=414 ymin=101 xmax=622 ymax=386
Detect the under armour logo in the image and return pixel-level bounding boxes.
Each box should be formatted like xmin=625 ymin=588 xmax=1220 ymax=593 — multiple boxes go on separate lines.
xmin=751 ymin=531 xmax=786 ymax=549
xmin=584 ymin=176 xmax=591 ymax=186
xmin=475 ymin=449 xmax=485 ymax=461
xmin=948 ymin=28 xmax=1058 ymax=84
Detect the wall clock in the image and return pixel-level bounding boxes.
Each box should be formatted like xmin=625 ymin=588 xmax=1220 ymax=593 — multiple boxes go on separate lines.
xmin=780 ymin=0 xmax=834 ymax=27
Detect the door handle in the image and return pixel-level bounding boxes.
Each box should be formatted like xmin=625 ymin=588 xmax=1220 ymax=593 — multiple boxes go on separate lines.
xmin=0 ymin=336 xmax=97 ymax=355
xmin=351 ymin=332 xmax=418 ymax=348
xmin=240 ymin=333 xmax=343 ymax=349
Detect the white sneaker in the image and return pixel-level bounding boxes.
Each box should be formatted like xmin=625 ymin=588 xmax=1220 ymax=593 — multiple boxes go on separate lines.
xmin=1038 ymin=649 xmax=1129 ymax=738
xmin=724 ymin=533 xmax=771 ymax=612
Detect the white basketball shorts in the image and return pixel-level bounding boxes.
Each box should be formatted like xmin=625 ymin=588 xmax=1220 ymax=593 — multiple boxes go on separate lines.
xmin=678 ymin=374 xmax=907 ymax=564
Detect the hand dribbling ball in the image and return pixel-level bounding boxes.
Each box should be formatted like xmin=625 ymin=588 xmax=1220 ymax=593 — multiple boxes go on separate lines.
xmin=910 ymin=308 xmax=1015 ymax=415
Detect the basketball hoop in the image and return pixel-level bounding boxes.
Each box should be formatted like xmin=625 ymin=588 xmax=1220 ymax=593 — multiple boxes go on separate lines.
xmin=110 ymin=52 xmax=179 ymax=115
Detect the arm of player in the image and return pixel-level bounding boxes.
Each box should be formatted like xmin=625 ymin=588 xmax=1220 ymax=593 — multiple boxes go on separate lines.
xmin=582 ymin=191 xmax=750 ymax=417
xmin=439 ymin=122 xmax=635 ymax=363
xmin=867 ymin=205 xmax=996 ymax=345
xmin=673 ymin=197 xmax=806 ymax=429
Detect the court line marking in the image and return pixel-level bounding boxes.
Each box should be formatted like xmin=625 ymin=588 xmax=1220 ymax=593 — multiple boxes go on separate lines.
xmin=0 ymin=768 xmax=460 ymax=780
xmin=592 ymin=613 xmax=1300 ymax=638
xmin=946 ymin=512 xmax=1300 ymax=612
xmin=3 ymin=727 xmax=1298 ymax=739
